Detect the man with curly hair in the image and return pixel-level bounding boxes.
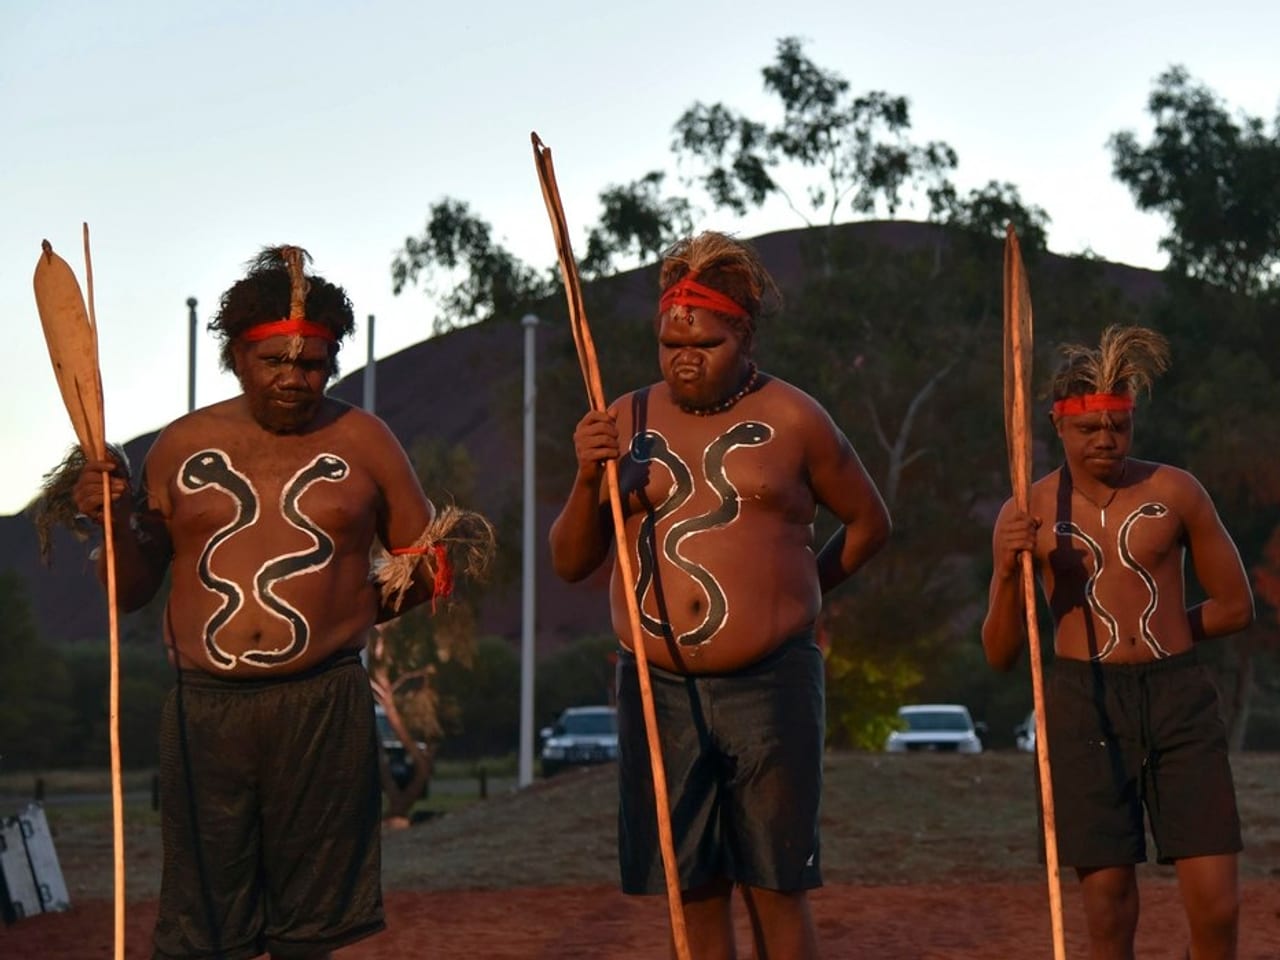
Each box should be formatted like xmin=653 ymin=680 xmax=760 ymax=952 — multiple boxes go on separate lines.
xmin=550 ymin=231 xmax=891 ymax=959
xmin=982 ymin=325 xmax=1254 ymax=959
xmin=69 ymin=247 xmax=485 ymax=960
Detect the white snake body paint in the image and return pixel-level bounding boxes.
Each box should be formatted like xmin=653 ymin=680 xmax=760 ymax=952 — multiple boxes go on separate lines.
xmin=1053 ymin=520 xmax=1121 ymax=660
xmin=1117 ymin=502 xmax=1172 ymax=658
xmin=179 ymin=449 xmax=350 ymax=670
xmin=242 ymin=454 xmax=350 ymax=667
xmin=631 ymin=421 xmax=774 ymax=647
xmin=629 ymin=431 xmax=694 ymax=638
xmin=1055 ymin=500 xmax=1172 ymax=661
xmin=179 ymin=449 xmax=260 ymax=670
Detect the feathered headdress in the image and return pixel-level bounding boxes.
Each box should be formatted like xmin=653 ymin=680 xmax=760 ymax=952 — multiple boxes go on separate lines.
xmin=658 ymin=232 xmax=780 ymax=324
xmin=1051 ymin=325 xmax=1170 ymax=413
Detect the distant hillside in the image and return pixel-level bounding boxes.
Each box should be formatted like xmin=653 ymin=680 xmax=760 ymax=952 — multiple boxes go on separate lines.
xmin=0 ymin=221 xmax=1168 ymax=654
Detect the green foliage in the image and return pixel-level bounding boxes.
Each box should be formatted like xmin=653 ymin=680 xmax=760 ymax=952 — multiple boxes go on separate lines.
xmin=434 ymin=635 xmax=521 ymax=759
xmin=0 ymin=573 xmax=75 ymax=770
xmin=824 ymin=640 xmax=922 ymax=750
xmin=930 ymin=180 xmax=1051 ymax=254
xmin=59 ymin=642 xmax=172 ymax=769
xmin=1110 ymin=65 xmax=1280 ymax=295
xmin=581 ymin=172 xmax=694 ymax=278
xmin=672 ymin=36 xmax=957 ymax=226
xmin=534 ymin=634 xmax=617 ymax=727
xmin=392 ymin=198 xmax=557 ymax=333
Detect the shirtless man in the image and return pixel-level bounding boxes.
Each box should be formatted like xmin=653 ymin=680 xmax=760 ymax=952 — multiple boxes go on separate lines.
xmin=982 ymin=325 xmax=1254 ymax=960
xmin=72 ymin=247 xmax=453 ymax=960
xmin=549 ymin=231 xmax=891 ymax=959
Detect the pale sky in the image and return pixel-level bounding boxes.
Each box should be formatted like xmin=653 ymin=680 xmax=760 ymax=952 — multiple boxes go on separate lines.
xmin=3 ymin=0 xmax=1277 ymax=516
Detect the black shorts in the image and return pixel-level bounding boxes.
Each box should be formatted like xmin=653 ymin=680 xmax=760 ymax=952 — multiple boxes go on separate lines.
xmin=616 ymin=632 xmax=825 ymax=895
xmin=153 ymin=651 xmax=384 ymax=960
xmin=1040 ymin=649 xmax=1242 ymax=869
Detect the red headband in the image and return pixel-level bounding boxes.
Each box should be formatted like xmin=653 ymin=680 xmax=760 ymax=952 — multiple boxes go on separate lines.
xmin=240 ymin=318 xmax=336 ymax=343
xmin=1051 ymin=392 xmax=1135 ymax=417
xmin=659 ymin=276 xmax=750 ymax=320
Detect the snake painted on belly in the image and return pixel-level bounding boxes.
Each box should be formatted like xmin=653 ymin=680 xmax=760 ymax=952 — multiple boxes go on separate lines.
xmin=1054 ymin=520 xmax=1122 ymax=660
xmin=1117 ymin=502 xmax=1171 ymax=658
xmin=179 ymin=449 xmax=259 ymax=669
xmin=629 ymin=431 xmax=694 ymax=638
xmin=179 ymin=449 xmax=350 ymax=669
xmin=632 ymin=420 xmax=774 ymax=647
xmin=240 ymin=453 xmax=350 ymax=667
xmin=1056 ymin=501 xmax=1171 ymax=661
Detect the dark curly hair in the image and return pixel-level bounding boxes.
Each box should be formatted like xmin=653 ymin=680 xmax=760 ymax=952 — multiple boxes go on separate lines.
xmin=210 ymin=246 xmax=355 ymax=377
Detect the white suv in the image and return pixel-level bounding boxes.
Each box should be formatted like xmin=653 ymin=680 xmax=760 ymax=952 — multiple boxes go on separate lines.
xmin=885 ymin=703 xmax=984 ymax=754
xmin=540 ymin=705 xmax=618 ymax=776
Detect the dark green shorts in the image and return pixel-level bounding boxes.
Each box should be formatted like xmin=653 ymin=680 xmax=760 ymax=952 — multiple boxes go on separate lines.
xmin=154 ymin=651 xmax=384 ymax=960
xmin=1039 ymin=649 xmax=1242 ymax=869
xmin=616 ymin=632 xmax=825 ymax=895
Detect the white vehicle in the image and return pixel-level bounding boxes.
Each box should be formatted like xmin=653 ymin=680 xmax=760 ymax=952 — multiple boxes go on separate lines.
xmin=539 ymin=705 xmax=618 ymax=776
xmin=1014 ymin=710 xmax=1037 ymax=753
xmin=885 ymin=703 xmax=984 ymax=754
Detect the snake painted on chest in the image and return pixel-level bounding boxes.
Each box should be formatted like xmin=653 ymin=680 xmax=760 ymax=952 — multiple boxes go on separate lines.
xmin=1117 ymin=502 xmax=1171 ymax=658
xmin=630 ymin=421 xmax=774 ymax=647
xmin=1055 ymin=501 xmax=1170 ymax=661
xmin=180 ymin=449 xmax=259 ymax=668
xmin=179 ymin=449 xmax=350 ymax=669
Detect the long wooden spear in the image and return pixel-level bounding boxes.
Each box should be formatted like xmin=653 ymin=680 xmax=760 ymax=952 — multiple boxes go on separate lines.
xmin=1003 ymin=224 xmax=1065 ymax=960
xmin=531 ymin=132 xmax=691 ymax=960
xmin=32 ymin=225 xmax=124 ymax=960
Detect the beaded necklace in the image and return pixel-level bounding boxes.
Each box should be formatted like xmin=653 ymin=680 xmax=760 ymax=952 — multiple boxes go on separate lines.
xmin=677 ymin=363 xmax=760 ymax=416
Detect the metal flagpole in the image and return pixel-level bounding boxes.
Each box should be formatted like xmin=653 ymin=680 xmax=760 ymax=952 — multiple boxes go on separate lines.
xmin=518 ymin=313 xmax=538 ymax=787
xmin=186 ymin=297 xmax=197 ymax=413
xmin=363 ymin=314 xmax=376 ymax=412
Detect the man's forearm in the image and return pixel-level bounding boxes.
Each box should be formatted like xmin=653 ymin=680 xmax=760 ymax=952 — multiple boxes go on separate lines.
xmin=817 ymin=518 xmax=889 ymax=594
xmin=982 ymin=574 xmax=1027 ymax=671
xmin=94 ymin=512 xmax=168 ymax=612
xmin=1188 ymin=597 xmax=1255 ymax=643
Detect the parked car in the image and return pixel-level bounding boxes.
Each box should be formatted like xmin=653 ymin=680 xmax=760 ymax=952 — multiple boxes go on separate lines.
xmin=374 ymin=705 xmax=430 ymax=788
xmin=1014 ymin=710 xmax=1036 ymax=753
xmin=540 ymin=705 xmax=618 ymax=776
xmin=884 ymin=703 xmax=984 ymax=754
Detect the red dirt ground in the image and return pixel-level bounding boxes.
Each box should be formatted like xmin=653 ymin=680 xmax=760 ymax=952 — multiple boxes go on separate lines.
xmin=4 ymin=880 xmax=1279 ymax=959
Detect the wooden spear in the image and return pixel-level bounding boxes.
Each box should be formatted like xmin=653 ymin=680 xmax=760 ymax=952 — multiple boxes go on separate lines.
xmin=1003 ymin=224 xmax=1065 ymax=960
xmin=32 ymin=225 xmax=124 ymax=960
xmin=531 ymin=132 xmax=691 ymax=960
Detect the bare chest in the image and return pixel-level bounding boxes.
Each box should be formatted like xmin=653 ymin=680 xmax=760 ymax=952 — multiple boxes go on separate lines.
xmin=166 ymin=440 xmax=378 ymax=553
xmin=1042 ymin=497 xmax=1184 ymax=578
xmin=617 ymin=417 xmax=810 ymax=523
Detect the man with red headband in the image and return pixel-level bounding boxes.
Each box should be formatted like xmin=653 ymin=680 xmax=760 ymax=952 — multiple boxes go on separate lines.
xmin=69 ymin=247 xmax=483 ymax=960
xmin=982 ymin=325 xmax=1254 ymax=959
xmin=550 ymin=231 xmax=891 ymax=958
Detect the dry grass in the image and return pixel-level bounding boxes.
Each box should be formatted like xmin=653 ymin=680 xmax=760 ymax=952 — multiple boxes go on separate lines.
xmin=5 ymin=752 xmax=1277 ymax=903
